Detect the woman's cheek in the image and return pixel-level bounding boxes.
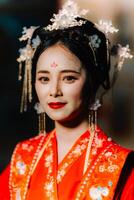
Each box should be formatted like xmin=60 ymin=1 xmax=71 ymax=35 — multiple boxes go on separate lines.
xmin=35 ymin=83 xmax=42 ymax=99
xmin=35 ymin=83 xmax=48 ymax=98
xmin=64 ymin=83 xmax=84 ymax=98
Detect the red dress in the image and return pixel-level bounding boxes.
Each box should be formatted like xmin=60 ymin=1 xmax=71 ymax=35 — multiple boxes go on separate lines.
xmin=0 ymin=128 xmax=134 ymax=200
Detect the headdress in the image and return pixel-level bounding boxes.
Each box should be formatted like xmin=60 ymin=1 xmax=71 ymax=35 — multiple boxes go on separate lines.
xmin=17 ymin=0 xmax=133 ymax=113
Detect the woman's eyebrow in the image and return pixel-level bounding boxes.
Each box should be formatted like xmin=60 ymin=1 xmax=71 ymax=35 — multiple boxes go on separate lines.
xmin=37 ymin=70 xmax=49 ymax=74
xmin=37 ymin=69 xmax=81 ymax=74
xmin=60 ymin=69 xmax=81 ymax=74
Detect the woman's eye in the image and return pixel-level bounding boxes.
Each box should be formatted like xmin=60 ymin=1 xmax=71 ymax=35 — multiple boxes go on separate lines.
xmin=38 ymin=77 xmax=49 ymax=84
xmin=63 ymin=76 xmax=77 ymax=83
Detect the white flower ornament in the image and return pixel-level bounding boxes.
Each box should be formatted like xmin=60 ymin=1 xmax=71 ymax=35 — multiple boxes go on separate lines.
xmin=95 ymin=20 xmax=119 ymax=35
xmin=89 ymin=186 xmax=109 ymax=199
xmin=34 ymin=102 xmax=44 ymax=114
xmin=117 ymin=44 xmax=133 ymax=71
xmin=90 ymin=99 xmax=101 ymax=111
xmin=32 ymin=35 xmax=41 ymax=49
xmin=44 ymin=0 xmax=88 ymax=31
xmin=118 ymin=44 xmax=133 ymax=59
xmin=17 ymin=45 xmax=33 ymax=63
xmin=18 ymin=26 xmax=40 ymax=63
xmin=19 ymin=26 xmax=39 ymax=41
xmin=89 ymin=34 xmax=101 ymax=49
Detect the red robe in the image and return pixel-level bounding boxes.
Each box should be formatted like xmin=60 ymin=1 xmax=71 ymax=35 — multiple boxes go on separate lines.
xmin=0 ymin=128 xmax=134 ymax=199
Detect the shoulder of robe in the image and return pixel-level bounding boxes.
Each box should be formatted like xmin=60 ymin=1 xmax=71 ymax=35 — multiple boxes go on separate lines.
xmin=12 ymin=131 xmax=52 ymax=159
xmin=97 ymin=126 xmax=132 ymax=155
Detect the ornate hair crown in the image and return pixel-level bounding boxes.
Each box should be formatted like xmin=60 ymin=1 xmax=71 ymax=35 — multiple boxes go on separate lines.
xmin=44 ymin=0 xmax=88 ymax=31
xmin=17 ymin=0 xmax=133 ymax=113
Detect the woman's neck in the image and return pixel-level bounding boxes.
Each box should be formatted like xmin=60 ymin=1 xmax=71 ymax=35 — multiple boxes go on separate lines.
xmin=54 ymin=117 xmax=89 ymax=164
xmin=55 ymin=118 xmax=89 ymax=142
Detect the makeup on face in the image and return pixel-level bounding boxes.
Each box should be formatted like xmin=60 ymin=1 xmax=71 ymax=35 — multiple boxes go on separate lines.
xmin=48 ymin=102 xmax=67 ymax=109
xmin=35 ymin=44 xmax=87 ymax=122
xmin=50 ymin=61 xmax=58 ymax=68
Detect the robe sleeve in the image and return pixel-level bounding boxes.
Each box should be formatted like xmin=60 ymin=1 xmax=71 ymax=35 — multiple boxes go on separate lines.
xmin=120 ymin=169 xmax=134 ymax=200
xmin=0 ymin=164 xmax=10 ymax=200
xmin=114 ymin=151 xmax=134 ymax=200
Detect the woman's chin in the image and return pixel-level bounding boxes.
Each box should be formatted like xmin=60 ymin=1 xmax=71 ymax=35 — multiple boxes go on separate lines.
xmin=47 ymin=110 xmax=84 ymax=125
xmin=46 ymin=113 xmax=70 ymax=122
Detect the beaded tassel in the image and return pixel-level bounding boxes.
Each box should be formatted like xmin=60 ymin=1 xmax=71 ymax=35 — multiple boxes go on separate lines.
xmin=20 ymin=58 xmax=32 ymax=113
xmin=39 ymin=113 xmax=46 ymax=135
xmin=18 ymin=62 xmax=22 ymax=81
xmin=34 ymin=102 xmax=46 ymax=135
xmin=83 ymin=100 xmax=101 ymax=174
xmin=83 ymin=114 xmax=95 ymax=174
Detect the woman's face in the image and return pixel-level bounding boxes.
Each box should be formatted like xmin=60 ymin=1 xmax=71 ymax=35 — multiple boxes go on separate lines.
xmin=35 ymin=44 xmax=87 ymax=122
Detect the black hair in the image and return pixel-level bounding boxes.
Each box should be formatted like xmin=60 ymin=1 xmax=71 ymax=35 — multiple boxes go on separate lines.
xmin=31 ymin=18 xmax=111 ymax=107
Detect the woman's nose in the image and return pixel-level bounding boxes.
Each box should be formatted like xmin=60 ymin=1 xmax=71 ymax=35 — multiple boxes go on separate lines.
xmin=49 ymin=79 xmax=63 ymax=97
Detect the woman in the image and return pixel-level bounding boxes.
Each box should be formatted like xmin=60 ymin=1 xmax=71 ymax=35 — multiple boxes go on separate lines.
xmin=0 ymin=1 xmax=134 ymax=199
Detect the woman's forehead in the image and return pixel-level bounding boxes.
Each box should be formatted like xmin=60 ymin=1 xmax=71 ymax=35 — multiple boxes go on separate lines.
xmin=36 ymin=44 xmax=82 ymax=71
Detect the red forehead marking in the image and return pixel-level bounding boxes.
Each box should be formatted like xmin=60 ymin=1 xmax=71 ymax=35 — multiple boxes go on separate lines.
xmin=51 ymin=61 xmax=58 ymax=68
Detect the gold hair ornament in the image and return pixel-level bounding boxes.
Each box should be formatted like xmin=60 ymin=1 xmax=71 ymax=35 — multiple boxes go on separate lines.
xmin=17 ymin=26 xmax=41 ymax=112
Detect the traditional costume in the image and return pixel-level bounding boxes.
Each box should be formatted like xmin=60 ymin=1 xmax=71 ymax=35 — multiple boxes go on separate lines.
xmin=0 ymin=127 xmax=134 ymax=199
xmin=1 ymin=1 xmax=133 ymax=199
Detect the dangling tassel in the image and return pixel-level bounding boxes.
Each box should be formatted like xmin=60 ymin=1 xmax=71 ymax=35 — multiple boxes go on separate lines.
xmin=89 ymin=110 xmax=95 ymax=131
xmin=39 ymin=112 xmax=46 ymax=135
xmin=83 ymin=110 xmax=95 ymax=175
xmin=20 ymin=61 xmax=28 ymax=112
xmin=83 ymin=99 xmax=101 ymax=174
xmin=27 ymin=57 xmax=32 ymax=103
xmin=18 ymin=62 xmax=22 ymax=81
xmin=34 ymin=102 xmax=46 ymax=135
xmin=17 ymin=41 xmax=34 ymax=113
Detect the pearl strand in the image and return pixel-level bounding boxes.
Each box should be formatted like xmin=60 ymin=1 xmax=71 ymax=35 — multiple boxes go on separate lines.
xmin=9 ymin=143 xmax=20 ymax=200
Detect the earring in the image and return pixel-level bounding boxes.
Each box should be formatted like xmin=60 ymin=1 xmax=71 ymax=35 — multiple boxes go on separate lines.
xmin=34 ymin=102 xmax=46 ymax=135
xmin=89 ymin=99 xmax=101 ymax=132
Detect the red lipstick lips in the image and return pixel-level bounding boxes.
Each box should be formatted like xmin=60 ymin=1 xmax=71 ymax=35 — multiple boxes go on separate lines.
xmin=48 ymin=102 xmax=67 ymax=109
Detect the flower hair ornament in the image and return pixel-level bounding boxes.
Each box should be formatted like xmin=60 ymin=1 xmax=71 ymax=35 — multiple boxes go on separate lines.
xmin=17 ymin=26 xmax=41 ymax=112
xmin=17 ymin=0 xmax=133 ymax=115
